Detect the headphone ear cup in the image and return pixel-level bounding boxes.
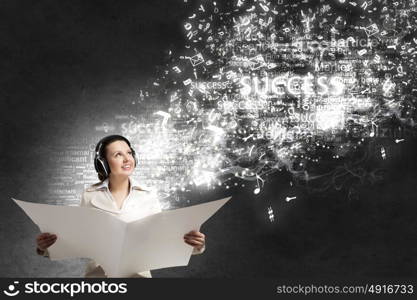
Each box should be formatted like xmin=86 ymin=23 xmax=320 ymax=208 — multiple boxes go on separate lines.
xmin=98 ymin=157 xmax=110 ymax=176
xmin=94 ymin=150 xmax=109 ymax=177
xmin=94 ymin=153 xmax=101 ymax=174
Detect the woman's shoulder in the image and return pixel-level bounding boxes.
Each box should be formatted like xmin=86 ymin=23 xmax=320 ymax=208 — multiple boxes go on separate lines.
xmin=129 ymin=177 xmax=152 ymax=192
xmin=133 ymin=184 xmax=154 ymax=191
xmin=132 ymin=186 xmax=158 ymax=198
xmin=84 ymin=181 xmax=107 ymax=193
xmin=80 ymin=182 xmax=110 ymax=207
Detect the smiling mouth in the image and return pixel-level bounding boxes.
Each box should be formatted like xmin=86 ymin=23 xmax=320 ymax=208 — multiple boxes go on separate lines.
xmin=122 ymin=165 xmax=132 ymax=170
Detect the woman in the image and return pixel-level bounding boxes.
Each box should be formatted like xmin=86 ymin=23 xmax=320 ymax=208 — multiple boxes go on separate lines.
xmin=36 ymin=135 xmax=206 ymax=277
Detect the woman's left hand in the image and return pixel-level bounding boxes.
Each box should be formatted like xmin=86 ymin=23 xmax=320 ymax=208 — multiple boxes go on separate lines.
xmin=183 ymin=230 xmax=205 ymax=251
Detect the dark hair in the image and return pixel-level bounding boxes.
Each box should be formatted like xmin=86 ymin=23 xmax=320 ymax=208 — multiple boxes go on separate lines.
xmin=93 ymin=135 xmax=136 ymax=184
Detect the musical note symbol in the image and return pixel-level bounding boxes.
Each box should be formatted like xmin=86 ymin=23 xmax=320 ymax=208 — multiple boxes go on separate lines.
xmin=370 ymin=121 xmax=378 ymax=137
xmin=267 ymin=206 xmax=274 ymax=222
xmin=285 ymin=196 xmax=297 ymax=202
xmin=253 ymin=174 xmax=265 ymax=194
xmin=256 ymin=174 xmax=265 ymax=185
xmin=186 ymin=118 xmax=196 ymax=124
xmin=243 ymin=134 xmax=253 ymax=142
xmin=380 ymin=147 xmax=386 ymax=160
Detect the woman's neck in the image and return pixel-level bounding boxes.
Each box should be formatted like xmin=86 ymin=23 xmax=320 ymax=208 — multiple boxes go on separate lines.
xmin=108 ymin=175 xmax=130 ymax=192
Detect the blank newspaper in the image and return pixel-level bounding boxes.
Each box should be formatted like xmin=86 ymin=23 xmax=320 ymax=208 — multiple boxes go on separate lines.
xmin=13 ymin=196 xmax=231 ymax=277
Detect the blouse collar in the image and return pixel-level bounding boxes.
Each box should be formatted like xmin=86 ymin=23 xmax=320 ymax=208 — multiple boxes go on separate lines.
xmin=88 ymin=177 xmax=149 ymax=214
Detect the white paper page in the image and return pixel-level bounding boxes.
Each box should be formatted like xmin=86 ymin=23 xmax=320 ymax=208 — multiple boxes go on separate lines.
xmin=116 ymin=196 xmax=231 ymax=277
xmin=12 ymin=198 xmax=127 ymax=276
xmin=13 ymin=196 xmax=231 ymax=277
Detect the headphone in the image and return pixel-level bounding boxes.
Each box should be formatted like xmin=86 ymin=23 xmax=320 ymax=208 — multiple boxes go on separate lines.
xmin=94 ymin=135 xmax=137 ymax=178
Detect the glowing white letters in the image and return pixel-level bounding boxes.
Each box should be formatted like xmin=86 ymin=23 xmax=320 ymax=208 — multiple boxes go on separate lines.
xmin=239 ymin=75 xmax=345 ymax=96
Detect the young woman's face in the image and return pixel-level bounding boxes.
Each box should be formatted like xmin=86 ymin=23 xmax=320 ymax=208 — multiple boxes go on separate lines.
xmin=105 ymin=140 xmax=135 ymax=177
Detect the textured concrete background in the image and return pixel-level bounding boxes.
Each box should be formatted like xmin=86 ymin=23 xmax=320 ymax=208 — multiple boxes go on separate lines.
xmin=1 ymin=0 xmax=417 ymax=278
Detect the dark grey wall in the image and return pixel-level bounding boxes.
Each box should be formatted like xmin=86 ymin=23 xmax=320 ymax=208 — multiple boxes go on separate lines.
xmin=1 ymin=0 xmax=417 ymax=278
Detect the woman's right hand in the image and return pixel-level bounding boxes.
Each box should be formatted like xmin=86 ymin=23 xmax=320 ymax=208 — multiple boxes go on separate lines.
xmin=36 ymin=232 xmax=57 ymax=251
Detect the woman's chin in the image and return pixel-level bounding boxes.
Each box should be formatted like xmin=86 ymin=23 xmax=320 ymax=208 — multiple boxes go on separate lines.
xmin=122 ymin=169 xmax=134 ymax=176
xmin=113 ymin=170 xmax=133 ymax=177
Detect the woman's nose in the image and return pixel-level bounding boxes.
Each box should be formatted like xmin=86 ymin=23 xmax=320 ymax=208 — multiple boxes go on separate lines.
xmin=123 ymin=154 xmax=132 ymax=162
